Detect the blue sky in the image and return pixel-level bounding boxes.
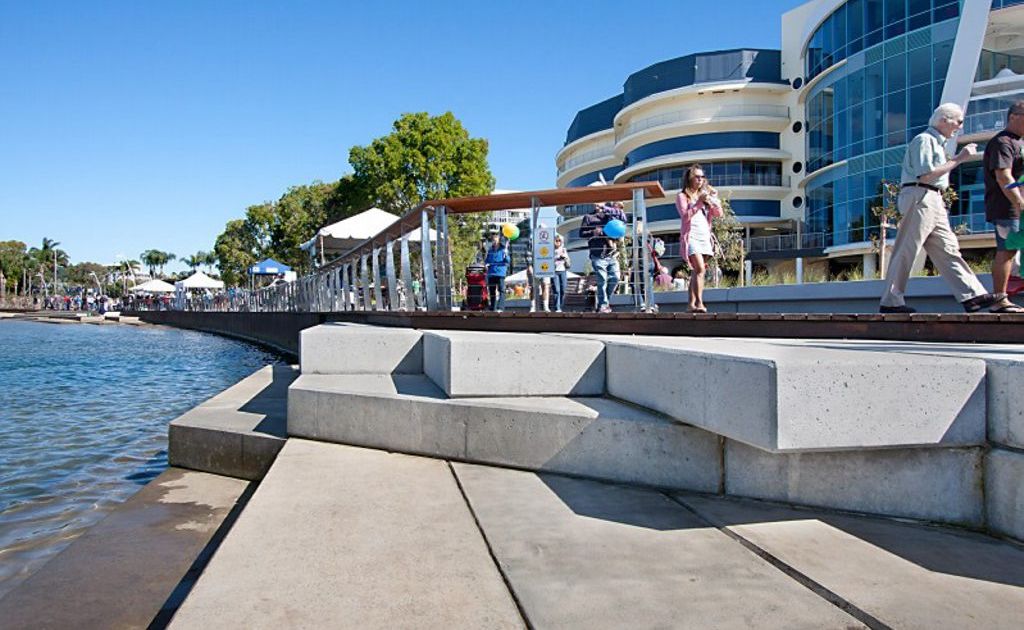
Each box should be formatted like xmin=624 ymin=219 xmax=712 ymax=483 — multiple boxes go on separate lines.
xmin=0 ymin=0 xmax=802 ymax=270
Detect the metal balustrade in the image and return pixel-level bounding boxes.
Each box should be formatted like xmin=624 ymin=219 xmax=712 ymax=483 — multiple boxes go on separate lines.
xmin=617 ymin=104 xmax=789 ymax=142
xmin=746 ymin=232 xmax=826 ymax=253
xmin=172 ymin=183 xmax=666 ymax=314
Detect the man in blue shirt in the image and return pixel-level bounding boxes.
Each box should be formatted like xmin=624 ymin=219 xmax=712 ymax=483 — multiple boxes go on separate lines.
xmin=879 ymin=103 xmax=999 ymax=313
xmin=579 ymin=201 xmax=627 ymax=313
xmin=484 ymin=233 xmax=510 ymax=312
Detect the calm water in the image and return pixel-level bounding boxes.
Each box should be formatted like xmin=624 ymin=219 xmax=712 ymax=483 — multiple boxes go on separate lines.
xmin=0 ymin=319 xmax=281 ymax=598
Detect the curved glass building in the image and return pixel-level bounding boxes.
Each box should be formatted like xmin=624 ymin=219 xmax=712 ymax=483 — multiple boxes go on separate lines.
xmin=556 ymin=0 xmax=1024 ymax=276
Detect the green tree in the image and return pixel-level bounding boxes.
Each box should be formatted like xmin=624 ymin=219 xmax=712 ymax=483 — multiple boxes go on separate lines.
xmin=66 ymin=262 xmax=108 ymax=290
xmin=711 ymin=197 xmax=744 ymax=274
xmin=348 ymin=111 xmax=495 ymax=279
xmin=184 ymin=252 xmax=206 ymax=271
xmin=214 ymin=218 xmax=262 ymax=287
xmin=0 ymin=241 xmax=28 ymax=294
xmin=140 ymin=250 xmax=176 ymax=277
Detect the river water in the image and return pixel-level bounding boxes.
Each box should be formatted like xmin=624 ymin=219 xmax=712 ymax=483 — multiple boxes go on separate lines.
xmin=0 ymin=319 xmax=281 ymax=598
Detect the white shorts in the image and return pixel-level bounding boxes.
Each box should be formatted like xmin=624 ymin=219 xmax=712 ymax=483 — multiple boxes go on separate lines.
xmin=688 ymin=234 xmax=713 ymax=257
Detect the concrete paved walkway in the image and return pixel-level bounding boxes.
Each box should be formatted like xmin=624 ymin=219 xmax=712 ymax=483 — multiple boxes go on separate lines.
xmin=168 ymin=440 xmax=1024 ymax=629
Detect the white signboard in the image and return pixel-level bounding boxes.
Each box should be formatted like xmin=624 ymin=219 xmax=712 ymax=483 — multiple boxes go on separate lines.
xmin=533 ymin=226 xmax=555 ymax=278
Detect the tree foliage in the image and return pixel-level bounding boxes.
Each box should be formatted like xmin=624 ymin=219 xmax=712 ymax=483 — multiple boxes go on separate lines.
xmin=212 ymin=111 xmax=495 ymax=287
xmin=348 ymin=112 xmax=495 ymax=277
xmin=0 ymin=240 xmax=28 ymax=293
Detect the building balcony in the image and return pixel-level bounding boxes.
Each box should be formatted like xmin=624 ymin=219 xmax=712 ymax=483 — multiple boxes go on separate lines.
xmin=747 ymin=232 xmax=827 ymax=253
xmin=558 ymin=144 xmax=616 ymax=174
xmin=615 ymin=104 xmax=789 ymax=143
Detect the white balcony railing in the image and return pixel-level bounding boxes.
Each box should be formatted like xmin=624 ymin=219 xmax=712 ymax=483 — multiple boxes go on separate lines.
xmin=558 ymin=144 xmax=616 ymax=174
xmin=617 ymin=104 xmax=789 ymax=142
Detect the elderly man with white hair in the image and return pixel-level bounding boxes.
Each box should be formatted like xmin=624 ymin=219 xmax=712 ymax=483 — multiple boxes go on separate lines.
xmin=879 ymin=102 xmax=1000 ymax=313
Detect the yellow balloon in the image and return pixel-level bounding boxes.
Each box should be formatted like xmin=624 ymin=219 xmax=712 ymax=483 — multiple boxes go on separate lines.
xmin=501 ymin=223 xmax=520 ymax=240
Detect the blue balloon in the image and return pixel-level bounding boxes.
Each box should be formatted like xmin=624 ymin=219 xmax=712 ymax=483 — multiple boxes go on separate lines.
xmin=603 ymin=219 xmax=627 ymax=239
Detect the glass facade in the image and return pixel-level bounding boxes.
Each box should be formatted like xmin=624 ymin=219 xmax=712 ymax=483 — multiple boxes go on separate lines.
xmin=623 ymin=50 xmax=785 ymax=107
xmin=804 ymin=11 xmax=966 ymax=248
xmin=625 ymin=132 xmax=780 ymax=167
xmin=627 ymin=161 xmax=784 ymax=191
xmin=805 ymin=0 xmax=960 ymax=83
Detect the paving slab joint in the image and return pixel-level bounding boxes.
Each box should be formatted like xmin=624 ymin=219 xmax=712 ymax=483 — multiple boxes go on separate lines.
xmin=446 ymin=461 xmax=533 ymax=630
xmin=666 ymin=494 xmax=891 ymax=630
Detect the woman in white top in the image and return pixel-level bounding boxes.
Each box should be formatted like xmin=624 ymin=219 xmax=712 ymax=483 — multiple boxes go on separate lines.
xmin=552 ymin=235 xmax=570 ymax=312
xmin=674 ymin=164 xmax=722 ymax=313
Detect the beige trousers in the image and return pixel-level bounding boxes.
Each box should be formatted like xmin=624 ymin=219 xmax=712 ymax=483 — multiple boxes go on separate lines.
xmin=880 ymin=187 xmax=987 ymax=307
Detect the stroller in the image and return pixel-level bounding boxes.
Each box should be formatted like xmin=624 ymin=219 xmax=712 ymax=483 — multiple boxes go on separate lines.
xmin=463 ymin=264 xmax=489 ymax=311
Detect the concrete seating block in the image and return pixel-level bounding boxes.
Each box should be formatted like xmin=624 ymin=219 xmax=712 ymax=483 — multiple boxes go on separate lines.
xmin=599 ymin=336 xmax=986 ymax=453
xmin=299 ymin=323 xmax=422 ymax=375
xmin=724 ymin=439 xmax=984 ymax=526
xmin=169 ymin=365 xmax=295 ymax=480
xmin=288 ymin=373 xmax=721 ymax=493
xmin=985 ymin=447 xmax=1024 ymax=543
xmin=422 ymin=330 xmax=604 ymax=397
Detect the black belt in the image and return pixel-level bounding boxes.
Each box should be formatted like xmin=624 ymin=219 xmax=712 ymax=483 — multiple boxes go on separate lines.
xmin=901 ymin=182 xmax=943 ymax=193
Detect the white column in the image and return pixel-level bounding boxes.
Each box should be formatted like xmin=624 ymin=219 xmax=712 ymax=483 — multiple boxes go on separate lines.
xmin=371 ymin=246 xmax=384 ymax=311
xmin=795 ymin=257 xmax=804 ymax=285
xmin=400 ymin=234 xmax=413 ymax=311
xmin=863 ymin=253 xmax=877 ymax=279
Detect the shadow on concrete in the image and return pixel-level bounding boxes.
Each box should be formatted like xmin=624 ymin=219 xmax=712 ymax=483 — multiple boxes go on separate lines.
xmin=240 ymin=365 xmax=297 ymax=438
xmin=673 ymin=493 xmax=1024 ymax=589
xmin=537 ymin=473 xmax=700 ymax=532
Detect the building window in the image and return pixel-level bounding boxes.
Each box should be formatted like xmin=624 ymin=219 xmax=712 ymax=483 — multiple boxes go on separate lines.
xmin=627 ymin=161 xmax=785 ymax=190
xmin=804 ymin=0 xmax=959 ymax=83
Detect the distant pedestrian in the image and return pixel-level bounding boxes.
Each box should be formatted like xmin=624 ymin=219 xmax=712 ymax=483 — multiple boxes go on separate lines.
xmin=879 ymin=103 xmax=999 ymax=313
xmin=675 ymin=163 xmax=722 ymax=313
xmin=672 ymin=269 xmax=688 ymax=291
xmin=484 ymin=233 xmax=509 ymax=312
xmin=580 ymin=201 xmax=627 ymax=312
xmin=981 ymin=100 xmax=1024 ymax=313
xmin=551 ymin=235 xmax=569 ymax=312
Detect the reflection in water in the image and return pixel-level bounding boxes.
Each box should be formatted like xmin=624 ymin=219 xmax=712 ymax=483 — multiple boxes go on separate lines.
xmin=0 ymin=320 xmax=280 ymax=598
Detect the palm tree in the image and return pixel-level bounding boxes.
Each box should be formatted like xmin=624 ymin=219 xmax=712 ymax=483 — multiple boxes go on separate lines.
xmin=158 ymin=251 xmax=176 ymax=277
xmin=184 ymin=252 xmax=204 ymax=271
xmin=141 ymin=250 xmax=160 ymax=278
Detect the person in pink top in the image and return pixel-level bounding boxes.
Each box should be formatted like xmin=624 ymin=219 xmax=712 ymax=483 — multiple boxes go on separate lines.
xmin=674 ymin=163 xmax=722 ymax=313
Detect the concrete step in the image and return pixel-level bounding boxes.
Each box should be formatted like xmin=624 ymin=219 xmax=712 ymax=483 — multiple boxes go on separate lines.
xmin=676 ymin=493 xmax=1024 ymax=629
xmin=167 ymin=440 xmax=524 ymax=629
xmin=576 ymin=334 xmax=987 ymax=453
xmin=986 ymin=447 xmax=1024 ymax=541
xmin=287 ymin=373 xmax=722 ymax=493
xmin=452 ymin=463 xmax=860 ymax=629
xmin=298 ymin=322 xmax=422 ymax=375
xmin=169 ymin=365 xmax=295 ymax=480
xmin=423 ymin=330 xmax=605 ymax=397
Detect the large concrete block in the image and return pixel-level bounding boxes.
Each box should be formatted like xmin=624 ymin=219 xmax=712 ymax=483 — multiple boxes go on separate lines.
xmin=598 ymin=335 xmax=986 ymax=452
xmin=423 ymin=330 xmax=604 ymax=397
xmin=299 ymin=322 xmax=422 ymax=374
xmin=986 ymin=448 xmax=1024 ymax=542
xmin=288 ymin=374 xmax=722 ymax=493
xmin=735 ymin=338 xmax=1024 ymax=451
xmin=725 ymin=439 xmax=984 ymax=526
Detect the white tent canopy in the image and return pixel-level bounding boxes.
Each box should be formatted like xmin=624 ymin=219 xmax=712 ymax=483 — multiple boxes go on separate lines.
xmin=133 ymin=279 xmax=176 ymax=293
xmin=300 ymin=208 xmax=437 ymax=261
xmin=505 ymin=269 xmax=580 ymax=285
xmin=175 ymin=271 xmax=225 ymax=290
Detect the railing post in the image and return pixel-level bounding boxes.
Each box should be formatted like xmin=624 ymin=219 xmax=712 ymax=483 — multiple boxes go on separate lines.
xmin=400 ymin=233 xmax=413 ymax=311
xmin=530 ymin=197 xmax=540 ymax=311
xmin=360 ymin=253 xmax=372 ymax=311
xmin=634 ymin=187 xmax=652 ymax=312
xmin=385 ymin=240 xmax=398 ymax=311
xmin=340 ymin=262 xmax=350 ymax=311
xmin=371 ymin=245 xmax=384 ymax=311
xmin=434 ymin=205 xmax=452 ymax=310
xmin=421 ymin=207 xmax=438 ymax=311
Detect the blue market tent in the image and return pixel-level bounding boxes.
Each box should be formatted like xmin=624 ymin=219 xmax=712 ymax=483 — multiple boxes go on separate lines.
xmin=249 ymin=259 xmax=292 ymax=276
